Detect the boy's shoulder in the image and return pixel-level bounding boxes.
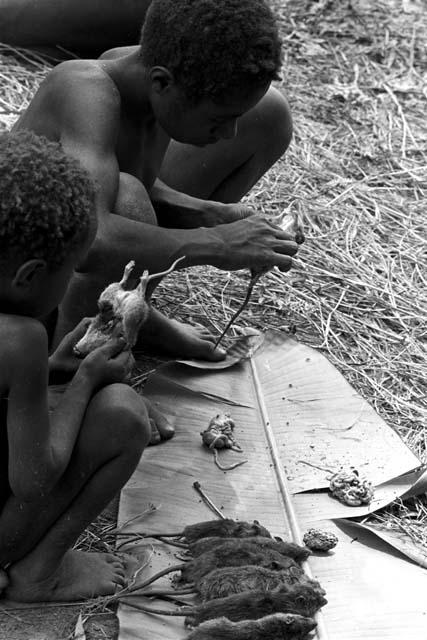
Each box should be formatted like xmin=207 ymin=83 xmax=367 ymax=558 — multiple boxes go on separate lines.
xmin=45 ymin=59 xmax=121 ymax=110
xmin=0 ymin=315 xmax=48 ymax=364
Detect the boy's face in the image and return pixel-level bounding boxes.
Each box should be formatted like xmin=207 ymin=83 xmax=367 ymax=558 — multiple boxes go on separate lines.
xmin=155 ymin=83 xmax=269 ymax=147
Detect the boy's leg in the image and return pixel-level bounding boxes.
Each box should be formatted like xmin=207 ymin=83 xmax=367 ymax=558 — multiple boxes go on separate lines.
xmin=53 ymin=175 xmax=227 ymax=363
xmin=1 ymin=384 xmax=151 ymax=602
xmin=159 ymin=87 xmax=292 ymax=204
xmin=54 ymin=88 xmax=291 ymax=362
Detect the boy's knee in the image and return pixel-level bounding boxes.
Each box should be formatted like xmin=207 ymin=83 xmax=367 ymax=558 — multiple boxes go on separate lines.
xmin=259 ymin=87 xmax=293 ymax=158
xmin=91 ymin=384 xmax=151 ymax=452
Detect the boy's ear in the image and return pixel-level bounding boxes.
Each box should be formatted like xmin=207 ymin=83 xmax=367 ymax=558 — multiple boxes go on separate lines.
xmin=12 ymin=259 xmax=47 ymax=289
xmin=149 ymin=66 xmax=174 ymax=93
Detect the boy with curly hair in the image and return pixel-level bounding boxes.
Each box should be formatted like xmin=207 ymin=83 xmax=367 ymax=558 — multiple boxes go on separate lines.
xmin=14 ymin=0 xmax=298 ymax=365
xmin=0 ymin=130 xmax=169 ymax=602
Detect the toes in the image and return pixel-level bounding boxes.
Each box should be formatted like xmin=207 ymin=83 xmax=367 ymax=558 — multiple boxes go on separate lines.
xmin=113 ymin=573 xmax=128 ymax=589
xmin=105 ymin=553 xmax=122 ymax=565
xmin=146 ymin=402 xmax=175 ymax=443
xmin=203 ymin=344 xmax=227 ymax=362
xmin=112 ymin=562 xmax=126 ymax=576
xmin=149 ymin=419 xmax=162 ymax=445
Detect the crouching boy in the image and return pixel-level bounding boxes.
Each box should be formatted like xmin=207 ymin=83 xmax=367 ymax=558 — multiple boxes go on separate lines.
xmin=0 ymin=130 xmax=164 ymax=602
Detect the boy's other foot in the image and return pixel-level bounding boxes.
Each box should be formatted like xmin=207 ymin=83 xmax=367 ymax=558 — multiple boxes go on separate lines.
xmin=6 ymin=550 xmax=127 ymax=602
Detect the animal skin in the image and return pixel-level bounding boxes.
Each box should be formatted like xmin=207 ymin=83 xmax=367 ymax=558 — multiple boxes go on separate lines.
xmin=181 ymin=519 xmax=272 ymax=544
xmin=185 ymin=613 xmax=317 ymax=640
xmin=74 ymin=257 xmax=183 ymax=356
xmin=196 ymin=565 xmax=324 ymax=601
xmin=184 ymin=583 xmax=327 ymax=626
xmin=189 ymin=536 xmax=311 ymax=562
xmin=181 ymin=545 xmax=300 ymax=584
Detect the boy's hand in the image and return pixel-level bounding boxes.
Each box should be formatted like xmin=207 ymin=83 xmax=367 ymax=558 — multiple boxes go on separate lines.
xmin=80 ymin=338 xmax=133 ymax=389
xmin=49 ymin=317 xmax=92 ymax=382
xmin=201 ymin=203 xmax=255 ymax=227
xmin=211 ymin=216 xmax=299 ymax=272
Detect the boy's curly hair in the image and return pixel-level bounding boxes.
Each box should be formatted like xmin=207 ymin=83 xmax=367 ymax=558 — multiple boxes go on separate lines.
xmin=0 ymin=130 xmax=95 ymax=271
xmin=140 ymin=0 xmax=282 ymax=104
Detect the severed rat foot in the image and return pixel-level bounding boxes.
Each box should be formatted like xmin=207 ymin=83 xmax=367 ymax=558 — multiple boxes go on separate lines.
xmin=139 ymin=308 xmax=226 ymax=362
xmin=5 ymin=550 xmax=129 ymax=602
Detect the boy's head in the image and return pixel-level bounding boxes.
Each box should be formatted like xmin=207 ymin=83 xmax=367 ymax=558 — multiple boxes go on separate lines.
xmin=140 ymin=0 xmax=282 ymax=145
xmin=0 ymin=130 xmax=96 ymax=317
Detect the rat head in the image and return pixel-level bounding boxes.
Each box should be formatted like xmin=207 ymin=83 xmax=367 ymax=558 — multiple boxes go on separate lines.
xmin=235 ymin=519 xmax=272 ymax=538
xmin=272 ymin=612 xmax=317 ymax=637
xmin=0 ymin=130 xmax=96 ymax=318
xmin=277 ymin=583 xmax=328 ymax=616
xmin=140 ymin=0 xmax=282 ymax=147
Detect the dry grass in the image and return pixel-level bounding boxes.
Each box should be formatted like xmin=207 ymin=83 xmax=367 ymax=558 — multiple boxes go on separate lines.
xmin=0 ymin=0 xmax=426 ymax=635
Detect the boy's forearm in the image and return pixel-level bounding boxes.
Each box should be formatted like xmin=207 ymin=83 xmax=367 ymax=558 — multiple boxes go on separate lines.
xmin=150 ymin=179 xmax=226 ymax=228
xmin=88 ymin=210 xmax=225 ymax=274
xmin=49 ymin=369 xmax=95 ymax=473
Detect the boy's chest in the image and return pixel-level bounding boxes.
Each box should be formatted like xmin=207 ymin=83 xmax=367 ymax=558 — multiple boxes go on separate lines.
xmin=115 ymin=113 xmax=170 ymax=190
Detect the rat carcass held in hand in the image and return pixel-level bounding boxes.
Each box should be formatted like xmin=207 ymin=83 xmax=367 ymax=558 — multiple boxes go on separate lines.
xmin=73 ymin=257 xmax=184 ymax=357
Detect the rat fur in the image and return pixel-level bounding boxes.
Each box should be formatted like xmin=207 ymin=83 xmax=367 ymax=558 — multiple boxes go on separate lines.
xmin=185 ymin=613 xmax=317 ymax=640
xmin=196 ymin=565 xmax=324 ymax=601
xmin=129 ymin=583 xmax=326 ymax=625
xmin=189 ymin=536 xmax=310 ymax=562
xmin=181 ymin=519 xmax=271 ymax=544
xmin=180 ymin=544 xmax=300 ymax=583
xmin=185 ymin=583 xmax=327 ymax=626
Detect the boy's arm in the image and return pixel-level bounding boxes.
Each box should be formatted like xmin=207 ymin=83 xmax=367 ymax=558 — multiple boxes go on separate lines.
xmin=59 ymin=75 xmax=297 ymax=275
xmin=149 ymin=179 xmax=252 ymax=229
xmin=6 ymin=318 xmax=95 ymax=500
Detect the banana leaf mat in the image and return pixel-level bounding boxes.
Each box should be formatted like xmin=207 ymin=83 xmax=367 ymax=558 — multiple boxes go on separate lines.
xmin=117 ymin=332 xmax=426 ymax=640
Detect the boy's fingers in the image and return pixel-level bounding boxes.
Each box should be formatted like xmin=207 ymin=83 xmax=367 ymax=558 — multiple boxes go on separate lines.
xmin=72 ymin=317 xmax=92 ymax=340
xmin=97 ymin=337 xmax=127 ymax=357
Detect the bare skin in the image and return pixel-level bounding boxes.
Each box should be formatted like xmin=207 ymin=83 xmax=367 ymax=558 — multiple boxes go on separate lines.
xmin=0 ymin=238 xmax=160 ymax=601
xmin=13 ymin=47 xmax=296 ymax=362
xmin=0 ymin=320 xmax=156 ymax=602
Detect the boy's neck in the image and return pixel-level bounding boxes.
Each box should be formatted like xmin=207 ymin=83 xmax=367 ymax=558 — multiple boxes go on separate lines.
xmin=101 ymin=52 xmax=153 ymax=118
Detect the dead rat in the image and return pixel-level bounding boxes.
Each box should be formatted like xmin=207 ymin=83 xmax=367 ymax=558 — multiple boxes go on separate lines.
xmin=189 ymin=536 xmax=310 ymax=562
xmin=201 ymin=413 xmax=248 ymax=471
xmin=196 ymin=565 xmax=323 ymax=602
xmin=115 ymin=518 xmax=273 ymax=554
xmin=126 ymin=583 xmax=327 ymax=625
xmin=73 ymin=257 xmax=184 ymax=356
xmin=153 ymin=518 xmax=272 ymax=545
xmin=127 ymin=544 xmax=300 ymax=593
xmin=181 ymin=543 xmax=301 ymax=584
xmin=185 ymin=613 xmax=317 ymax=640
xmin=185 ymin=583 xmax=327 ymax=625
xmin=133 ymin=564 xmax=316 ymax=602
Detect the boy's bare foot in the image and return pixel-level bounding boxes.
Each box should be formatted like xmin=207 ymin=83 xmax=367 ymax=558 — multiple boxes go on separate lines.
xmin=144 ymin=397 xmax=175 ymax=445
xmin=142 ymin=308 xmax=226 ymax=362
xmin=6 ymin=550 xmax=127 ymax=602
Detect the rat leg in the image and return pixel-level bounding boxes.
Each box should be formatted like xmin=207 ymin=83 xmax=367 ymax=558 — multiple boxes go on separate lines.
xmin=119 ymin=260 xmax=136 ymax=287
